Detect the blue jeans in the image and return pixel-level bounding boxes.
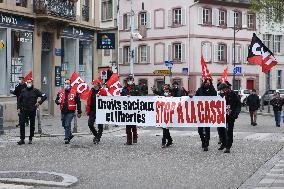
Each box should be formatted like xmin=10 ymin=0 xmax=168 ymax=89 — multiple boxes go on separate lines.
xmin=61 ymin=113 xmax=74 ymax=139
xmin=274 ymin=111 xmax=281 ymax=127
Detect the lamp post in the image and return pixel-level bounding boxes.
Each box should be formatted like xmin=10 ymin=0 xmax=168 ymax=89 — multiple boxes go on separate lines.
xmin=233 ymin=15 xmax=236 ymax=90
xmin=129 ymin=0 xmax=135 ymax=76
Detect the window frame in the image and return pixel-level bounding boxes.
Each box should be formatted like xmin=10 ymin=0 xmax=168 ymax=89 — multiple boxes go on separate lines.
xmin=277 ymin=70 xmax=282 ymax=89
xmin=233 ymin=11 xmax=242 ymax=28
xmin=123 ymin=13 xmax=130 ymax=30
xmin=139 ymin=12 xmax=147 ymax=27
xmin=247 ymin=13 xmax=256 ymax=30
xmin=173 ymin=8 xmax=182 ymax=26
xmin=173 ymin=43 xmax=182 ymax=61
xmin=217 ymin=43 xmax=226 ymax=62
xmin=219 ymin=9 xmax=227 ymax=27
xmin=274 ymin=35 xmax=281 ymax=54
xmin=101 ymin=0 xmax=113 ymax=21
xmin=139 ymin=45 xmax=148 ymax=63
xmin=123 ymin=46 xmax=130 ymax=64
xmin=202 ymin=8 xmax=212 ymax=25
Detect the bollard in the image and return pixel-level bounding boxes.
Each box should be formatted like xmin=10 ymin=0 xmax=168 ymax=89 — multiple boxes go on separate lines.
xmin=37 ymin=108 xmax=42 ymax=134
xmin=104 ymin=124 xmax=109 ymax=130
xmin=73 ymin=114 xmax=78 ymax=133
xmin=0 ymin=105 xmax=4 ymax=135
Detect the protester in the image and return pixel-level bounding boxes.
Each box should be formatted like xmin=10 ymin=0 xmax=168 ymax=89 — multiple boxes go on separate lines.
xmin=139 ymin=82 xmax=148 ymax=96
xmin=217 ymin=82 xmax=241 ymax=153
xmin=55 ymin=79 xmax=82 ymax=144
xmin=121 ymin=74 xmax=141 ymax=145
xmin=246 ymin=89 xmax=260 ymax=126
xmin=171 ymin=81 xmax=181 ymax=97
xmin=17 ymin=79 xmax=47 ymax=145
xmin=270 ymin=92 xmax=284 ymax=127
xmin=86 ymin=79 xmax=105 ymax=144
xmin=195 ymin=78 xmax=217 ymax=151
xmin=11 ymin=76 xmax=27 ymax=127
xmin=160 ymin=84 xmax=173 ymax=148
xmin=181 ymin=87 xmax=188 ymax=96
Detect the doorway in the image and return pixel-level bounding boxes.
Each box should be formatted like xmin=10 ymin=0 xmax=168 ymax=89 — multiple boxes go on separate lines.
xmin=247 ymin=79 xmax=254 ymax=90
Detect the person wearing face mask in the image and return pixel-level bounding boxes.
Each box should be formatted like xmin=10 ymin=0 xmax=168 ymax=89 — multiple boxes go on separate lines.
xmin=246 ymin=89 xmax=260 ymax=126
xmin=86 ymin=79 xmax=106 ymax=144
xmin=55 ymin=79 xmax=82 ymax=144
xmin=17 ymin=79 xmax=47 ymax=145
xmin=171 ymin=81 xmax=181 ymax=97
xmin=217 ymin=82 xmax=241 ymax=153
xmin=195 ymin=77 xmax=217 ymax=151
xmin=270 ymin=92 xmax=284 ymax=127
xmin=121 ymin=74 xmax=141 ymax=145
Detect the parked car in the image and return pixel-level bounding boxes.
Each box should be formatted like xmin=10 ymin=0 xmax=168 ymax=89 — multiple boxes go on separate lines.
xmin=277 ymin=89 xmax=284 ymax=98
xmin=234 ymin=89 xmax=251 ymax=106
xmin=262 ymin=90 xmax=276 ymax=105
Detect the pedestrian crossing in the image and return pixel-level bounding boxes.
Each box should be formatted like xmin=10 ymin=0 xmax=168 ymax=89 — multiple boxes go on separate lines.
xmin=0 ymin=183 xmax=32 ymax=189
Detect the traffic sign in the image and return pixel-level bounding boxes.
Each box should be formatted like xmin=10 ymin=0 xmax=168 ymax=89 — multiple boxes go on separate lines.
xmin=233 ymin=66 xmax=242 ymax=74
xmin=101 ymin=70 xmax=108 ymax=80
xmin=165 ymin=60 xmax=173 ymax=68
xmin=153 ymin=70 xmax=170 ymax=75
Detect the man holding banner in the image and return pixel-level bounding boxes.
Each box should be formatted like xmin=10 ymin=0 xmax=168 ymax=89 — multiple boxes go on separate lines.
xmin=55 ymin=79 xmax=82 ymax=144
xmin=121 ymin=74 xmax=141 ymax=145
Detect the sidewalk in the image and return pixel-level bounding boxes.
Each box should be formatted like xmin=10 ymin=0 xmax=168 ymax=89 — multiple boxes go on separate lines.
xmin=241 ymin=106 xmax=274 ymax=117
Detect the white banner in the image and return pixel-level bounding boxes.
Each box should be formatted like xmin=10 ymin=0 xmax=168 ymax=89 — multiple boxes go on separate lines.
xmin=96 ymin=96 xmax=226 ymax=128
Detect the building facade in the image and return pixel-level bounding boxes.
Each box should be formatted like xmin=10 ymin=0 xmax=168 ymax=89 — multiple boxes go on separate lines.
xmin=0 ymin=0 xmax=117 ymax=121
xmin=118 ymin=0 xmax=261 ymax=95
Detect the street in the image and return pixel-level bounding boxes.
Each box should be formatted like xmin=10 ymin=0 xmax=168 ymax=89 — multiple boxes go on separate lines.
xmin=0 ymin=113 xmax=283 ymax=189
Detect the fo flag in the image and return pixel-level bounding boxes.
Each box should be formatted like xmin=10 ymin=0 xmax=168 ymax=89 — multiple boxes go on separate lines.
xmin=248 ymin=33 xmax=278 ymax=74
xmin=70 ymin=72 xmax=90 ymax=100
xmin=201 ymin=56 xmax=212 ymax=80
xmin=105 ymin=73 xmax=121 ymax=96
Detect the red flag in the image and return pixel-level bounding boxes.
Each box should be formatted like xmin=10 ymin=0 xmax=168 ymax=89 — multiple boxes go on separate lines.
xmin=70 ymin=72 xmax=90 ymax=100
xmin=220 ymin=67 xmax=228 ymax=83
xmin=105 ymin=73 xmax=121 ymax=96
xmin=201 ymin=56 xmax=212 ymax=80
xmin=23 ymin=71 xmax=32 ymax=82
xmin=248 ymin=33 xmax=278 ymax=74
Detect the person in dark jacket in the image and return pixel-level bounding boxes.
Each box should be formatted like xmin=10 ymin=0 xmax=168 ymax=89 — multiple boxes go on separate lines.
xmin=195 ymin=78 xmax=217 ymax=151
xmin=181 ymin=87 xmax=188 ymax=96
xmin=86 ymin=79 xmax=106 ymax=144
xmin=217 ymin=82 xmax=241 ymax=153
xmin=55 ymin=79 xmax=82 ymax=144
xmin=270 ymin=92 xmax=284 ymax=127
xmin=246 ymin=89 xmax=260 ymax=126
xmin=171 ymin=81 xmax=181 ymax=97
xmin=12 ymin=77 xmax=27 ymax=127
xmin=17 ymin=79 xmax=47 ymax=145
xmin=121 ymin=74 xmax=141 ymax=145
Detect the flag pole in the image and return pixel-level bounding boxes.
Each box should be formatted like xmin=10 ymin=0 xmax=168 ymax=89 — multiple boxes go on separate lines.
xmin=129 ymin=0 xmax=134 ymax=76
xmin=233 ymin=14 xmax=236 ymax=90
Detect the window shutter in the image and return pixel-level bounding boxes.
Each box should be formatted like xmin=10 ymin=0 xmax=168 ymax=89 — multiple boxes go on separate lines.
xmin=270 ymin=35 xmax=274 ymax=52
xmin=202 ymin=43 xmax=206 ymax=60
xmin=168 ymin=44 xmax=172 ymax=60
xmin=119 ymin=47 xmax=123 ymax=64
xmin=280 ymin=36 xmax=284 ymax=54
xmin=146 ymin=11 xmax=151 ymax=29
xmin=134 ymin=13 xmax=138 ymax=29
xmin=182 ymin=8 xmax=186 ymax=26
xmin=119 ymin=16 xmax=123 ymax=30
xmin=238 ymin=45 xmax=242 ymax=63
xmin=212 ymin=8 xmax=219 ymax=26
xmin=147 ymin=46 xmax=150 ymax=63
xmin=198 ymin=7 xmax=203 ymax=25
xmin=227 ymin=44 xmax=231 ymax=64
xmin=213 ymin=44 xmax=218 ymax=62
xmin=242 ymin=12 xmax=247 ymax=29
xmin=182 ymin=44 xmax=186 ymax=62
xmin=207 ymin=43 xmax=212 ymax=62
xmin=134 ymin=47 xmax=138 ymax=63
xmin=228 ymin=11 xmax=234 ymax=28
xmin=168 ymin=10 xmax=172 ymax=27
xmin=243 ymin=45 xmax=248 ymax=63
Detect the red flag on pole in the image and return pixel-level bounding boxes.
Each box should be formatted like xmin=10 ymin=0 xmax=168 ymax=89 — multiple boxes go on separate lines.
xmin=201 ymin=56 xmax=212 ymax=80
xmin=23 ymin=71 xmax=32 ymax=82
xmin=70 ymin=72 xmax=90 ymax=100
xmin=220 ymin=67 xmax=228 ymax=83
xmin=105 ymin=73 xmax=121 ymax=96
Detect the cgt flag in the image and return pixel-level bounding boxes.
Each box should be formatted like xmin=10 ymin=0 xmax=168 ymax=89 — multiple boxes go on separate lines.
xmin=70 ymin=72 xmax=90 ymax=100
xmin=201 ymin=56 xmax=212 ymax=80
xmin=105 ymin=73 xmax=121 ymax=96
xmin=220 ymin=66 xmax=228 ymax=83
xmin=23 ymin=71 xmax=32 ymax=82
xmin=248 ymin=33 xmax=278 ymax=74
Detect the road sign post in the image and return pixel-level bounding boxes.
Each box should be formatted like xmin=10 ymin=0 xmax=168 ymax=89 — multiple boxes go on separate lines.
xmin=165 ymin=60 xmax=174 ymax=83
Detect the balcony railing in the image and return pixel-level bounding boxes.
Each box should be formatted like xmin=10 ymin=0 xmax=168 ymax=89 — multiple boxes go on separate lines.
xmin=34 ymin=0 xmax=76 ymax=20
xmin=82 ymin=5 xmax=89 ymax=22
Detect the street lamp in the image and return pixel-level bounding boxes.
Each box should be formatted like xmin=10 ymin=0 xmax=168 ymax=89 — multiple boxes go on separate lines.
xmin=233 ymin=12 xmax=240 ymax=90
xmin=129 ymin=0 xmax=135 ymax=76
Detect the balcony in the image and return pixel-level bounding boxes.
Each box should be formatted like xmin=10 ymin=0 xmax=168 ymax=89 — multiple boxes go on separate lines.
xmin=82 ymin=5 xmax=89 ymax=22
xmin=33 ymin=0 xmax=76 ymax=21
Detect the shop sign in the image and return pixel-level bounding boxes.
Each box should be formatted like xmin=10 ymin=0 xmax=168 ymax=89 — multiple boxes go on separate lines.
xmin=153 ymin=70 xmax=170 ymax=75
xmin=55 ymin=66 xmax=62 ymax=87
xmin=97 ymin=33 xmax=115 ymax=49
xmin=0 ymin=40 xmax=4 ymax=49
xmin=62 ymin=26 xmax=94 ymax=40
xmin=55 ymin=48 xmax=62 ymax=56
xmin=0 ymin=12 xmax=34 ymax=30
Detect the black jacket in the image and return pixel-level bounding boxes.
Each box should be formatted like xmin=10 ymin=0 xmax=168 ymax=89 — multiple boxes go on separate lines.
xmin=271 ymin=97 xmax=284 ymax=112
xmin=89 ymin=88 xmax=99 ymax=113
xmin=247 ymin=94 xmax=260 ymax=111
xmin=55 ymin=89 xmax=82 ymax=114
xmin=18 ymin=87 xmax=47 ymax=112
xmin=171 ymin=87 xmax=181 ymax=97
xmin=195 ymin=85 xmax=217 ymax=96
xmin=225 ymin=91 xmax=242 ymax=121
xmin=12 ymin=83 xmax=27 ymax=101
xmin=121 ymin=84 xmax=141 ymax=96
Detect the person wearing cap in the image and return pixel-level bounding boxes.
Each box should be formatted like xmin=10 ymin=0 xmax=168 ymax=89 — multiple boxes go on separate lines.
xmin=195 ymin=77 xmax=217 ymax=151
xmin=121 ymin=74 xmax=141 ymax=145
xmin=17 ymin=79 xmax=47 ymax=145
xmin=217 ymin=82 xmax=241 ymax=153
xmin=270 ymin=92 xmax=284 ymax=127
xmin=246 ymin=89 xmax=260 ymax=126
xmin=11 ymin=76 xmax=27 ymax=127
xmin=55 ymin=79 xmax=82 ymax=144
xmin=86 ymin=79 xmax=106 ymax=144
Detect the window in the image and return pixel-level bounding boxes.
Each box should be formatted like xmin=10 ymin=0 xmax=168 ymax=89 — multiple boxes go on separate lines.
xmin=104 ymin=49 xmax=110 ymax=56
xmin=219 ymin=10 xmax=226 ymax=26
xmin=202 ymin=42 xmax=212 ymax=62
xmin=277 ymin=70 xmax=282 ymax=89
xmin=233 ymin=79 xmax=241 ymax=90
xmin=139 ymin=12 xmax=147 ymax=26
xmin=155 ymin=79 xmax=164 ymax=92
xmin=123 ymin=14 xmax=130 ymax=30
xmin=173 ymin=43 xmax=182 ymax=61
xmin=79 ymin=40 xmax=93 ymax=84
xmin=232 ymin=44 xmax=242 ymax=63
xmin=233 ymin=11 xmax=241 ymax=28
xmin=139 ymin=45 xmax=147 ymax=63
xmin=82 ymin=0 xmax=89 ymax=22
xmin=274 ymin=35 xmax=281 ymax=54
xmin=0 ymin=0 xmax=3 ymax=3
xmin=101 ymin=0 xmax=113 ymax=21
xmin=173 ymin=8 xmax=182 ymax=25
xmin=266 ymin=70 xmax=271 ymax=90
xmin=218 ymin=44 xmax=226 ymax=62
xmin=263 ymin=34 xmax=271 ymax=48
xmin=203 ymin=8 xmax=211 ymax=25
xmin=16 ymin=0 xmax=27 ymax=7
xmin=247 ymin=14 xmax=255 ymax=29
xmin=123 ymin=46 xmax=130 ymax=63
